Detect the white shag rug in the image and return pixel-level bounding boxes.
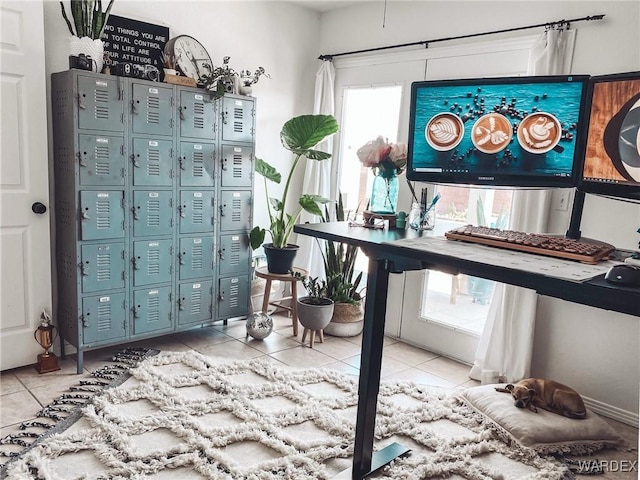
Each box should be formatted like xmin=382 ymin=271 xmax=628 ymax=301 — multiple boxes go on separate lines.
xmin=5 ymin=351 xmax=570 ymax=480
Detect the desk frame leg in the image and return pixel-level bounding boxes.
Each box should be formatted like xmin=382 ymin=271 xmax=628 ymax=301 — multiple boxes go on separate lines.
xmin=352 ymin=258 xmax=404 ymax=479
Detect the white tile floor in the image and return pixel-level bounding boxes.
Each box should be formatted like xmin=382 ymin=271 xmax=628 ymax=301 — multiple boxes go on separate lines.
xmin=1 ymin=312 xmax=637 ymax=479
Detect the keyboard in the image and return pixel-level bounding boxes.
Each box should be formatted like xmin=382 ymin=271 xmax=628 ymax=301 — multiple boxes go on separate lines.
xmin=444 ymin=225 xmax=616 ymax=264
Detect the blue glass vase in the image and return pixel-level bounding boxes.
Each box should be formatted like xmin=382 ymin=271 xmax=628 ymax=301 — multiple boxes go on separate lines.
xmin=369 ymin=171 xmax=399 ymax=214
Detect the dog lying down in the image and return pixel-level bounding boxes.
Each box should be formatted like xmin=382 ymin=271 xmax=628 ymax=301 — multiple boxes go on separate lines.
xmin=495 ymin=378 xmax=587 ymax=419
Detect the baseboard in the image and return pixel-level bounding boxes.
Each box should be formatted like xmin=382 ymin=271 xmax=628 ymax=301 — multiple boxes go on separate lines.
xmin=583 ymin=395 xmax=639 ymax=427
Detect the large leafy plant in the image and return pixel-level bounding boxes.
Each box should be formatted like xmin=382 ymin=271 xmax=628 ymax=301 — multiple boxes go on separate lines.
xmin=249 ymin=114 xmax=339 ymax=250
xmin=60 ymin=0 xmax=115 ymax=40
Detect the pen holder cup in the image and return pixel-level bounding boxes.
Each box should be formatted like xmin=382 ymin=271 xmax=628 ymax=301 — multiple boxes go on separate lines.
xmin=421 ymin=208 xmax=435 ymax=230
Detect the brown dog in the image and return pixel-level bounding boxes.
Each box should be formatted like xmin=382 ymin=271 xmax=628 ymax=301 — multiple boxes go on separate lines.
xmin=495 ymin=378 xmax=587 ymax=419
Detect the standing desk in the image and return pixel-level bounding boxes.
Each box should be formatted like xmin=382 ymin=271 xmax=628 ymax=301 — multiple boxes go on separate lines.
xmin=294 ymin=221 xmax=640 ymax=480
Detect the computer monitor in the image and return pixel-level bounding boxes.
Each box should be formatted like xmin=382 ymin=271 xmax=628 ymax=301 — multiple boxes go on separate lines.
xmin=407 ymin=75 xmax=590 ymax=187
xmin=579 ymin=71 xmax=640 ymax=200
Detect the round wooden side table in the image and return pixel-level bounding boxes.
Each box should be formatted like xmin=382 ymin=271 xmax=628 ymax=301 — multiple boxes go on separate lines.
xmin=254 ymin=266 xmax=307 ymax=337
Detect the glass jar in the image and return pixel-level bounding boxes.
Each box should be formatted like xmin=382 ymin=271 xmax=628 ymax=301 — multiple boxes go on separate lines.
xmin=369 ymin=171 xmax=399 ymax=214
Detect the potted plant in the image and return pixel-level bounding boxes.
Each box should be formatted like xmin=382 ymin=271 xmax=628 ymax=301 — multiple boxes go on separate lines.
xmin=60 ymin=0 xmax=115 ymax=73
xmin=198 ymin=56 xmax=238 ymax=97
xmin=238 ymin=67 xmax=270 ymax=96
xmin=249 ymin=114 xmax=339 ymax=273
xmin=293 ymin=271 xmax=334 ymax=347
xmin=320 ymin=194 xmax=365 ymax=337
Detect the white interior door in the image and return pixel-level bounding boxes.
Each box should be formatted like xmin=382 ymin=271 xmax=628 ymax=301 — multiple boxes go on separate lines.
xmin=0 ymin=0 xmax=52 ymax=370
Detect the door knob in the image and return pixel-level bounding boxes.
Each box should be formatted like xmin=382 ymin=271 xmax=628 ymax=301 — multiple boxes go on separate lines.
xmin=32 ymin=202 xmax=47 ymax=214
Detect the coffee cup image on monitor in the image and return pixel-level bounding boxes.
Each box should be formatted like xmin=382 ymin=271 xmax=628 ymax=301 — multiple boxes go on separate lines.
xmin=517 ymin=112 xmax=562 ymax=154
xmin=618 ymin=97 xmax=640 ymax=181
xmin=425 ymin=112 xmax=464 ymax=151
xmin=471 ymin=112 xmax=512 ymax=154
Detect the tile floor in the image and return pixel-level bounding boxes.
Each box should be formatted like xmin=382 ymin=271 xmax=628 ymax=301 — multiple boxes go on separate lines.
xmin=1 ymin=312 xmax=638 ymax=479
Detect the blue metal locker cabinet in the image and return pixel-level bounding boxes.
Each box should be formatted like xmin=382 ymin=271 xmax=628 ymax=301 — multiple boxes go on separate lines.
xmin=220 ymin=145 xmax=253 ymax=188
xmin=78 ymin=134 xmax=126 ymax=186
xmin=80 ymin=242 xmax=126 ymax=292
xmin=178 ymin=281 xmax=214 ymax=325
xmin=132 ymin=286 xmax=173 ymax=335
xmin=179 ymin=141 xmax=216 ymax=187
xmin=76 ymin=74 xmax=125 ymax=132
xmin=218 ymin=234 xmax=251 ymax=276
xmin=218 ymin=276 xmax=249 ymax=319
xmin=130 ymin=82 xmax=174 ymax=136
xmin=81 ymin=293 xmax=127 ymax=345
xmin=179 ymin=90 xmax=216 ymax=139
xmin=219 ymin=190 xmax=252 ymax=232
xmin=132 ymin=239 xmax=173 ymax=286
xmin=132 ymin=190 xmax=174 ymax=237
xmin=220 ymin=96 xmax=254 ymax=143
xmin=131 ymin=138 xmax=174 ymax=186
xmin=178 ymin=236 xmax=215 ymax=280
xmin=178 ymin=190 xmax=215 ymax=234
xmin=79 ymin=191 xmax=126 ymax=240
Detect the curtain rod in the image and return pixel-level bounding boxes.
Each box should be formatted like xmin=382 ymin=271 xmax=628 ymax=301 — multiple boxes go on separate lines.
xmin=318 ymin=14 xmax=605 ymax=61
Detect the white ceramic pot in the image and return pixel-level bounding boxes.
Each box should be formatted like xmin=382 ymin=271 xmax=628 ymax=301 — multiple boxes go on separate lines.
xmin=69 ymin=36 xmax=104 ymax=73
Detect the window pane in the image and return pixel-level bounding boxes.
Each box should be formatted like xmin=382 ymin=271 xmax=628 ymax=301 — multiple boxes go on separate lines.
xmin=339 ymin=85 xmax=403 ymax=212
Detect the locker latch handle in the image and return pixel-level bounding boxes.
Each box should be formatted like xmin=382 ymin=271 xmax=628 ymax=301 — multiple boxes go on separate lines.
xmin=131 ymin=257 xmax=140 ymax=270
xmin=79 ymin=262 xmax=89 ymax=276
xmin=219 ymin=204 xmax=225 ymax=217
xmin=178 ymin=158 xmax=186 ymax=170
xmin=80 ymin=210 xmax=90 ymax=220
xmin=131 ymin=207 xmax=140 ymax=220
xmin=77 ymin=93 xmax=86 ymax=110
xmin=80 ymin=314 xmax=89 ymax=327
xmin=78 ymin=152 xmax=87 ymax=167
xmin=221 ymin=158 xmax=227 ymax=171
xmin=178 ymin=253 xmax=185 ymax=265
xmin=218 ymin=293 xmax=224 ymax=301
xmin=179 ymin=106 xmax=186 ymax=120
xmin=178 ymin=298 xmax=185 ymax=310
xmin=218 ymin=248 xmax=225 ymax=260
xmin=131 ymin=154 xmax=140 ymax=168
xmin=221 ymin=110 xmax=228 ymax=125
xmin=178 ymin=205 xmax=186 ymax=218
xmin=132 ymin=307 xmax=139 ymax=319
xmin=131 ymin=100 xmax=138 ymax=114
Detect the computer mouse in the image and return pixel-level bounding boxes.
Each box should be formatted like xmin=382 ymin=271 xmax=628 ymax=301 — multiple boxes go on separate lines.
xmin=604 ymin=264 xmax=640 ymax=287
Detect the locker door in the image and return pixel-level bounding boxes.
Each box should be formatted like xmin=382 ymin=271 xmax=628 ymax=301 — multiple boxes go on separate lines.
xmin=80 ymin=242 xmax=126 ymax=292
xmin=221 ymin=96 xmax=254 ymax=143
xmin=79 ymin=191 xmax=125 ymax=240
xmin=179 ymin=142 xmax=215 ymax=187
xmin=132 ymin=239 xmax=173 ymax=286
xmin=132 ymin=138 xmax=173 ymax=186
xmin=218 ymin=234 xmax=250 ymax=275
xmin=179 ymin=190 xmax=215 ymax=234
xmin=81 ymin=293 xmax=127 ymax=344
xmin=179 ymin=90 xmax=216 ymax=139
xmin=219 ymin=191 xmax=251 ymax=231
xmin=132 ymin=190 xmax=174 ymax=237
xmin=76 ymin=74 xmax=124 ymax=132
xmin=178 ymin=236 xmax=215 ymax=280
xmin=178 ymin=280 xmax=213 ymax=325
xmin=78 ymin=134 xmax=125 ymax=186
xmin=218 ymin=275 xmax=249 ymax=319
xmin=131 ymin=83 xmax=174 ymax=136
xmin=220 ymin=145 xmax=252 ymax=187
xmin=132 ymin=286 xmax=172 ymax=335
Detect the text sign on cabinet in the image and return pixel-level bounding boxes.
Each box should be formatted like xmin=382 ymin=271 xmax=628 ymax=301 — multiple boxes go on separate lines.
xmin=102 ymin=15 xmax=169 ymax=72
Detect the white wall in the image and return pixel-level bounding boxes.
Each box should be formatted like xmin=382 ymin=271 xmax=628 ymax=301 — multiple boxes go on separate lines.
xmin=43 ymin=1 xmax=323 ymax=246
xmin=318 ymin=1 xmax=640 ymax=417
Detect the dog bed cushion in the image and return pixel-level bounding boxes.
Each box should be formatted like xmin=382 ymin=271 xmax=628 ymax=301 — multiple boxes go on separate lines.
xmin=458 ymin=384 xmax=627 ymax=455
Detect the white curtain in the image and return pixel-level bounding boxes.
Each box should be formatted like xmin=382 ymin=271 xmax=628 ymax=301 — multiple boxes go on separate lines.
xmin=295 ymin=60 xmax=336 ymax=279
xmin=469 ymin=27 xmax=576 ymax=384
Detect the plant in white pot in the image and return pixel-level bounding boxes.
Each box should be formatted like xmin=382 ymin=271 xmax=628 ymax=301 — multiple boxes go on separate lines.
xmin=249 ymin=114 xmax=339 ymax=273
xmin=320 ymin=193 xmax=365 ymax=337
xmin=60 ymin=0 xmax=115 ymax=73
xmin=293 ymin=271 xmax=334 ymax=348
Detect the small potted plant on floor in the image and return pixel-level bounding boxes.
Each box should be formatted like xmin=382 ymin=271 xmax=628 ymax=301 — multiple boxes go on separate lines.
xmin=249 ymin=114 xmax=339 ymax=273
xmin=293 ymin=271 xmax=334 ymax=347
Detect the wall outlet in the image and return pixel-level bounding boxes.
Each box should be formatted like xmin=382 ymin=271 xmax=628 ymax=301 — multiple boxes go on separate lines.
xmin=555 ymin=190 xmax=570 ymax=211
